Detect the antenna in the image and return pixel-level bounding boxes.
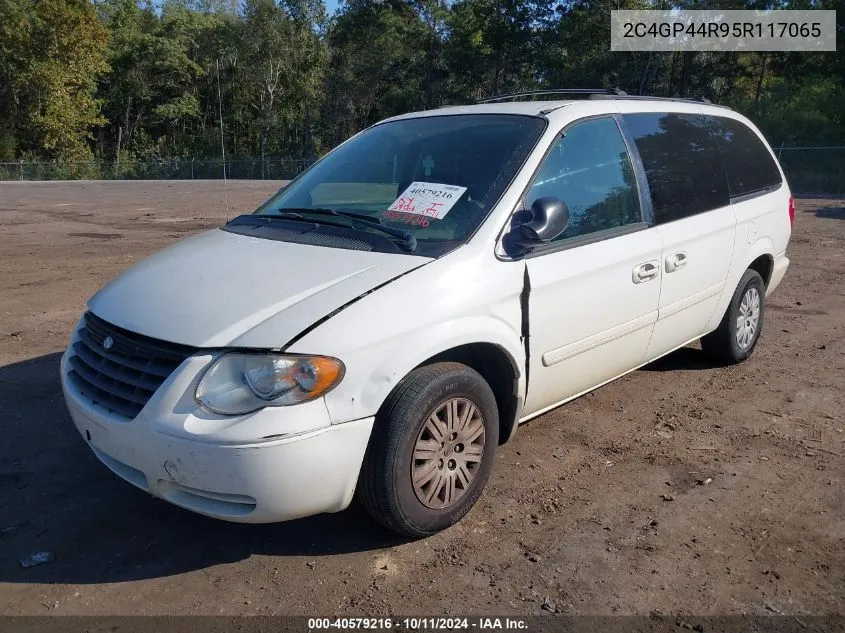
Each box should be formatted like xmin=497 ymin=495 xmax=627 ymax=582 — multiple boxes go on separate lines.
xmin=216 ymin=58 xmax=230 ymax=221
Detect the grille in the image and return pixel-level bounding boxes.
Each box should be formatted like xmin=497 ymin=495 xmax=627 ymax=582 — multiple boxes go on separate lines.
xmin=66 ymin=312 xmax=197 ymax=419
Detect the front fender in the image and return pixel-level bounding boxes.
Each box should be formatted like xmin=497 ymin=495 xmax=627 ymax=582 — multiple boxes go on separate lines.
xmin=302 ymin=315 xmax=525 ymax=424
xmin=286 ymin=246 xmax=526 ymax=424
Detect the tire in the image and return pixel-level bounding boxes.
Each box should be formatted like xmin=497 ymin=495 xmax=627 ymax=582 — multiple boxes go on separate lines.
xmin=357 ymin=362 xmax=499 ymax=537
xmin=701 ymin=269 xmax=765 ymax=364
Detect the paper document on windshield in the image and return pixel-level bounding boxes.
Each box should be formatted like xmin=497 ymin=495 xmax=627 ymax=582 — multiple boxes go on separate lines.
xmin=388 ymin=182 xmax=467 ymax=220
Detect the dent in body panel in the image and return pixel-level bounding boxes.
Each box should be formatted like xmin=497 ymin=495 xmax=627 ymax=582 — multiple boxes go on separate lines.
xmin=280 ymin=262 xmax=433 ymax=352
xmin=286 ymin=251 xmax=528 ymax=425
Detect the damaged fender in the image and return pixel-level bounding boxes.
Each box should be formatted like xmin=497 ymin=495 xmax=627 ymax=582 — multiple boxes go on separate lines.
xmin=285 ymin=252 xmax=528 ymax=429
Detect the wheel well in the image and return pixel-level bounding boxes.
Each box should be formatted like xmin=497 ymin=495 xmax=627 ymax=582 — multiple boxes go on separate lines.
xmin=419 ymin=344 xmax=520 ymax=445
xmin=748 ymin=254 xmax=774 ymax=287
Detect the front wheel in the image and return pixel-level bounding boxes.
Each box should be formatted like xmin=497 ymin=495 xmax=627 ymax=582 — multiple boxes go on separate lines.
xmin=701 ymin=268 xmax=766 ymax=364
xmin=357 ymin=362 xmax=499 ymax=537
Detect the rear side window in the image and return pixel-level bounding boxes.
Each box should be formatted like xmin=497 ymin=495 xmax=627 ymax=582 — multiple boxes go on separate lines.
xmin=622 ymin=112 xmax=729 ymax=224
xmin=707 ymin=116 xmax=782 ymax=198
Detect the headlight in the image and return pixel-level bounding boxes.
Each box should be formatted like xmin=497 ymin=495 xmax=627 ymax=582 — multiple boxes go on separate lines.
xmin=195 ymin=352 xmax=345 ymax=415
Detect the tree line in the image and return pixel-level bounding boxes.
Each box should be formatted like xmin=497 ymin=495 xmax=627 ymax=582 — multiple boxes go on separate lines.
xmin=0 ymin=0 xmax=842 ymax=172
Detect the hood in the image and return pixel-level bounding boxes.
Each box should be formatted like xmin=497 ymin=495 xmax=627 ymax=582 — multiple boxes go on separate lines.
xmin=88 ymin=228 xmax=431 ymax=348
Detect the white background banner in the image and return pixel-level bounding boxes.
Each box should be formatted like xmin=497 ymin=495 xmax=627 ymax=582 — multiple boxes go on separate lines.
xmin=611 ymin=10 xmax=836 ymax=52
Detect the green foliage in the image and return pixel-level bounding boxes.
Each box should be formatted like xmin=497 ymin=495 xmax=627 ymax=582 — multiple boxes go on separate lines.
xmin=0 ymin=0 xmax=842 ymax=176
xmin=749 ymin=78 xmax=845 ymax=145
xmin=446 ymin=0 xmax=547 ymax=100
xmin=0 ymin=0 xmax=109 ymax=161
xmin=0 ymin=131 xmax=17 ymax=161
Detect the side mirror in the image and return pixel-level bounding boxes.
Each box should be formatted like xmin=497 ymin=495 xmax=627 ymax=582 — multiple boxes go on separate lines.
xmin=506 ymin=197 xmax=570 ymax=252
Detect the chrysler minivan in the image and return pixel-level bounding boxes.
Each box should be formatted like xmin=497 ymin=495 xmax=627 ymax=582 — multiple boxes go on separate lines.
xmin=61 ymin=90 xmax=791 ymax=536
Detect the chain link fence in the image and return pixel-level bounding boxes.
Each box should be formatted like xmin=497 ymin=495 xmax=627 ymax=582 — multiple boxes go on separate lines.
xmin=0 ymin=158 xmax=314 ymax=182
xmin=1 ymin=149 xmax=843 ymax=195
xmin=776 ymin=147 xmax=845 ymax=196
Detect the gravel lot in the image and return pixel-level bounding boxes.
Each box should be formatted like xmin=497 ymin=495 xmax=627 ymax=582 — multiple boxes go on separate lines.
xmin=0 ymin=181 xmax=843 ymax=616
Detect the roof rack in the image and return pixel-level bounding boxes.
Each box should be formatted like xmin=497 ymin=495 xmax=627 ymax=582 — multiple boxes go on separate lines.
xmin=588 ymin=94 xmax=724 ymax=107
xmin=476 ymin=88 xmax=627 ymax=104
xmin=475 ymin=89 xmax=729 ymax=110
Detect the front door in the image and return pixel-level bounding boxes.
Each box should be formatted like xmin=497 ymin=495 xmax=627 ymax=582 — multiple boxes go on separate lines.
xmin=520 ymin=116 xmax=662 ymax=418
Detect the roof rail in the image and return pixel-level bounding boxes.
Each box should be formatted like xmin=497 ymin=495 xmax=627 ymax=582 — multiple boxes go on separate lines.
xmin=473 ymin=89 xmax=731 ymax=110
xmin=476 ymin=88 xmax=627 ymax=104
xmin=588 ymin=94 xmax=729 ymax=108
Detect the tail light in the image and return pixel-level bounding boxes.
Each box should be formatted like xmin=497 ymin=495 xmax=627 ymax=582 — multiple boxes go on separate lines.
xmin=788 ymin=195 xmax=795 ymax=226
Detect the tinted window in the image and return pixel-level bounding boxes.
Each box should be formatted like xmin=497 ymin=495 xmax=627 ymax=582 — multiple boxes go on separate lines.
xmin=707 ymin=116 xmax=782 ymax=198
xmin=526 ymin=117 xmax=641 ymax=242
xmin=623 ymin=112 xmax=729 ymax=224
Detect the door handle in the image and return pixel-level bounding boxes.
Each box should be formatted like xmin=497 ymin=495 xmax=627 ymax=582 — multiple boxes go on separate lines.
xmin=665 ymin=252 xmax=688 ymax=273
xmin=632 ymin=260 xmax=658 ymax=284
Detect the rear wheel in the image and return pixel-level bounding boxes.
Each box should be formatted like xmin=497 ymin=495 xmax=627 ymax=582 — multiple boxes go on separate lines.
xmin=357 ymin=362 xmax=499 ymax=537
xmin=701 ymin=269 xmax=765 ymax=364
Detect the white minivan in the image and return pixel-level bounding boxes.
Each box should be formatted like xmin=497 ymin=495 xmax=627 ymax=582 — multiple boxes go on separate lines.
xmin=61 ymin=90 xmax=792 ymax=536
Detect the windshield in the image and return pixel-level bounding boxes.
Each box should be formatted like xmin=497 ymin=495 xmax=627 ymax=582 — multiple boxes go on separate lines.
xmin=255 ymin=114 xmax=546 ymax=255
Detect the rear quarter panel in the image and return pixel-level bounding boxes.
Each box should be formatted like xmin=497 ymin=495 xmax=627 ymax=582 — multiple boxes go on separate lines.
xmin=700 ymin=107 xmax=792 ymax=331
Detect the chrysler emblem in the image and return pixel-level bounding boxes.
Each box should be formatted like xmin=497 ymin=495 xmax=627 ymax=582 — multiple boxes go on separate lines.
xmin=103 ymin=336 xmax=114 ymax=351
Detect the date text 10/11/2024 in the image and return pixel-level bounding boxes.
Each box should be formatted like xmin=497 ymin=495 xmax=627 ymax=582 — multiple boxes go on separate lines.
xmin=306 ymin=617 xmax=529 ymax=630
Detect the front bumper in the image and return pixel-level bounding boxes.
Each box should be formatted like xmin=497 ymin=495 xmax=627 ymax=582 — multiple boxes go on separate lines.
xmin=60 ymin=349 xmax=374 ymax=523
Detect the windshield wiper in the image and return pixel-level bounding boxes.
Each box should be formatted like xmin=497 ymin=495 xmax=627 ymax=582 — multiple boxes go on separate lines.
xmin=272 ymin=207 xmax=417 ymax=253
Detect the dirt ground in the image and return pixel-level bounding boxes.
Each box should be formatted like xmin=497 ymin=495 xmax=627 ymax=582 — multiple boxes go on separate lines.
xmin=0 ymin=181 xmax=842 ymax=617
